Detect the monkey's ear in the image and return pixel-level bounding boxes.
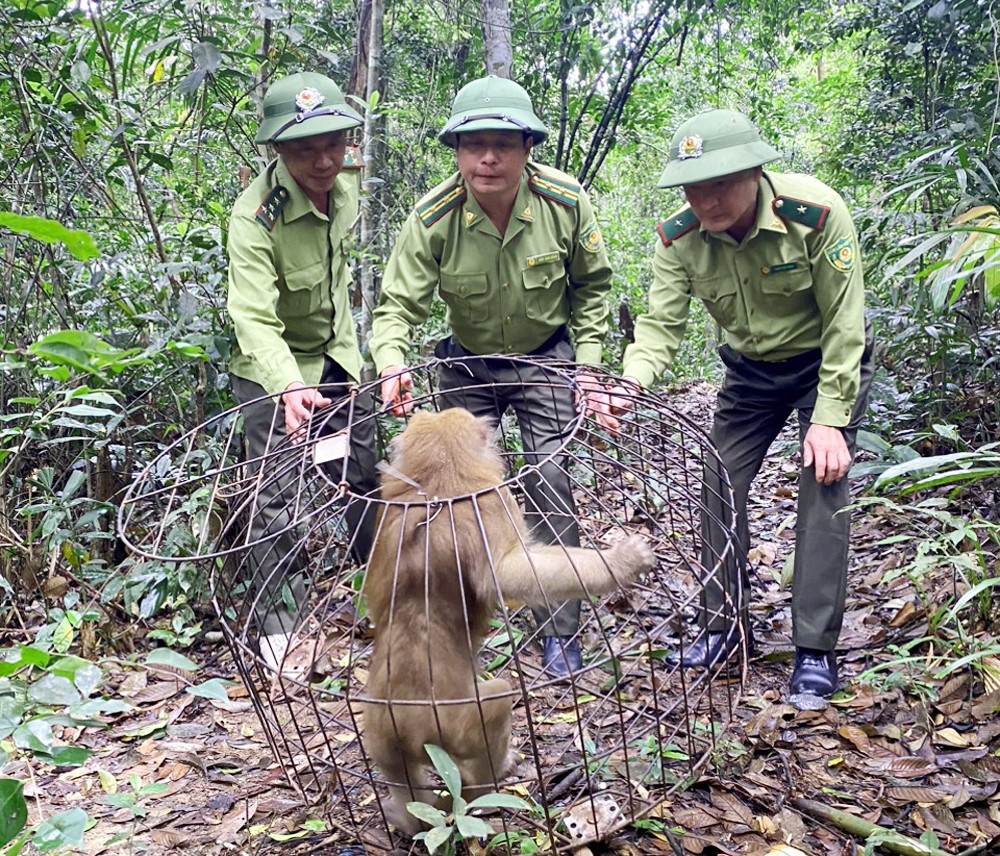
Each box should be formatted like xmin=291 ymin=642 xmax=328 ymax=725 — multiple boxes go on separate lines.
xmin=475 ymin=415 xmax=495 ymax=450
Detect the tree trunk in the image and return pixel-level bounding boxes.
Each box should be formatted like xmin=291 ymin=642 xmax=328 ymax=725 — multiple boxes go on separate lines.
xmin=357 ymin=0 xmax=385 ymax=377
xmin=481 ymin=0 xmax=513 ymax=78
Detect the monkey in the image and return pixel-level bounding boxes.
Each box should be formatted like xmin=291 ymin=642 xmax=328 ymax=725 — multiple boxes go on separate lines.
xmin=361 ymin=407 xmax=656 ymax=834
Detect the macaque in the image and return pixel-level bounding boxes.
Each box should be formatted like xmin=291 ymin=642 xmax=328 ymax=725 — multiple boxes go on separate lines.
xmin=361 ymin=407 xmax=656 ymax=833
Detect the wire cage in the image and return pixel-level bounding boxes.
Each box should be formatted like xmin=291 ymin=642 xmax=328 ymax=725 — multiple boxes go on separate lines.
xmin=118 ymin=356 xmax=745 ymax=853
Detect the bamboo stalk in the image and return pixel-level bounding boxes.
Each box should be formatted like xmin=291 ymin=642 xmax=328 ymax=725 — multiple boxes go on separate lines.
xmin=791 ymin=797 xmax=953 ymax=856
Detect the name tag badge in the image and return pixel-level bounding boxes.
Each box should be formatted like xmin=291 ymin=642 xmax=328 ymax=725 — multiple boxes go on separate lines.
xmin=760 ymin=261 xmax=801 ymax=276
xmin=526 ymin=251 xmax=561 ymax=267
xmin=314 ymin=429 xmax=350 ymax=465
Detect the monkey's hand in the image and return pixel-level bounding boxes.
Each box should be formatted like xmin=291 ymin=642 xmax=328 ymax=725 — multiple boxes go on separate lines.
xmin=604 ymin=533 xmax=657 ymax=584
xmin=282 ymin=382 xmax=332 ymax=437
xmin=379 ymin=365 xmax=414 ymax=416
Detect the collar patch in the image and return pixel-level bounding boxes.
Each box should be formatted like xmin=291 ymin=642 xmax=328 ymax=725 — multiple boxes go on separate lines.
xmin=255 ymin=185 xmax=290 ymax=231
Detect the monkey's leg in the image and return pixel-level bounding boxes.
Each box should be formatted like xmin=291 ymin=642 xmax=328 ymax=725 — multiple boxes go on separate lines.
xmin=380 ymin=755 xmax=436 ymax=835
xmin=455 ymin=678 xmax=514 ymax=800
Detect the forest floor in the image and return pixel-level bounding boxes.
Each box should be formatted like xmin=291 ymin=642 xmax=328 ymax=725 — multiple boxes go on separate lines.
xmin=7 ymin=383 xmax=1000 ymax=856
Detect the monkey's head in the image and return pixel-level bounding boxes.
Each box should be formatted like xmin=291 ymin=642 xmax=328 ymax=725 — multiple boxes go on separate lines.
xmin=387 ymin=408 xmax=504 ymax=488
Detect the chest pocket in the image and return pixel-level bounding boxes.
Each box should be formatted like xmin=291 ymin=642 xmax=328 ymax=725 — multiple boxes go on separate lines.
xmin=689 ymin=275 xmax=739 ymax=329
xmin=280 ymin=260 xmax=326 ymax=318
xmin=439 ymin=273 xmax=490 ymax=324
xmin=521 ymin=261 xmax=566 ymax=321
xmin=760 ymin=264 xmax=813 ymax=295
xmin=760 ymin=262 xmax=816 ymax=314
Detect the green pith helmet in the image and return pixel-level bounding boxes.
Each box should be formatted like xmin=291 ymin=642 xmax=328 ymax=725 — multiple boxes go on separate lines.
xmin=657 ymin=109 xmax=780 ymax=188
xmin=255 ymin=72 xmax=363 ymax=145
xmin=439 ymin=75 xmax=548 ymax=148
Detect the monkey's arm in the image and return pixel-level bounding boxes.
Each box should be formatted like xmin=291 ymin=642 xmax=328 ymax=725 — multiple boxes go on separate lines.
xmin=494 ymin=534 xmax=655 ymax=604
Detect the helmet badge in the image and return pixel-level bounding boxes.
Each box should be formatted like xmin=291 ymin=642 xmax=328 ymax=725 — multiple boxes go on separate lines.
xmin=677 ymin=134 xmax=704 ymax=160
xmin=295 ymin=87 xmax=325 ymax=112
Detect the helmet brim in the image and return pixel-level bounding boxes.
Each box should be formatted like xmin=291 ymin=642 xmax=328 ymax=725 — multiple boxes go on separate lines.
xmin=657 ymin=140 xmax=780 ymax=188
xmin=438 ymin=111 xmax=548 ymax=148
xmin=255 ymin=108 xmax=363 ymax=145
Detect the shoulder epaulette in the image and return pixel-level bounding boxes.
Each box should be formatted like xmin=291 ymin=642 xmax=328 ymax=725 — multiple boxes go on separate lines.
xmin=529 ymin=170 xmax=580 ymax=208
xmin=255 ymin=185 xmax=289 ymax=232
xmin=772 ymin=195 xmax=830 ymax=231
xmin=656 ymin=208 xmax=699 ymax=247
xmin=342 ymin=146 xmax=363 ymax=170
xmin=416 ymin=182 xmax=467 ymax=228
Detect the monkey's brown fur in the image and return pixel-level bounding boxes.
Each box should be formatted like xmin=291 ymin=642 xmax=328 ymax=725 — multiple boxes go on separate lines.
xmin=362 ymin=407 xmax=656 ymax=833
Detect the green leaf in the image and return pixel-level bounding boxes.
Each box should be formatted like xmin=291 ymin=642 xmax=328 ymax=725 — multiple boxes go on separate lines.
xmin=117 ymin=718 xmax=169 ymax=740
xmin=0 ymin=697 xmax=24 ymax=738
xmin=47 ymin=655 xmax=92 ymax=682
xmin=185 ymin=678 xmax=233 ymax=701
xmin=13 ymin=719 xmax=54 ymax=753
xmin=28 ymin=674 xmax=82 ymax=706
xmin=30 ymin=807 xmax=88 ymax=852
xmin=40 ymin=745 xmax=92 ymax=767
xmin=856 ymin=429 xmax=891 ymax=453
xmin=424 ymin=743 xmax=462 ymax=799
xmin=405 ymin=801 xmax=448 ymax=826
xmin=71 ymin=664 xmax=103 ymax=697
xmin=58 ymin=404 xmax=119 ymax=418
xmin=455 ymin=814 xmax=495 ymax=838
xmin=0 ymin=779 xmax=28 ymax=847
xmin=466 ymin=793 xmax=531 ymax=811
xmin=422 ymin=825 xmax=453 ymax=854
xmin=0 ymin=212 xmax=98 ymax=261
xmin=144 ymin=648 xmax=198 ymax=672
xmin=69 ymin=698 xmax=131 ymax=718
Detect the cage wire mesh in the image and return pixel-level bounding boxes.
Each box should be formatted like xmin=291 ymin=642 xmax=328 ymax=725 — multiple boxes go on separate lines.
xmin=118 ymin=356 xmax=745 ymax=853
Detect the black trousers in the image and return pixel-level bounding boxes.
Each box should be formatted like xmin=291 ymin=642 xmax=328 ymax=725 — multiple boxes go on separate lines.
xmin=232 ymin=358 xmax=378 ymax=636
xmin=699 ymin=325 xmax=875 ymax=651
xmin=435 ymin=334 xmax=582 ymax=637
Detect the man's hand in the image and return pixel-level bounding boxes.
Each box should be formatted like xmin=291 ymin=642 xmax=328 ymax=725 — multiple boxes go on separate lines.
xmin=575 ymin=371 xmax=620 ymax=432
xmin=282 ymin=382 xmax=332 ymax=437
xmin=802 ymin=423 xmax=852 ymax=485
xmin=380 ymin=365 xmax=414 ymax=416
xmin=603 ymin=376 xmax=643 ymax=431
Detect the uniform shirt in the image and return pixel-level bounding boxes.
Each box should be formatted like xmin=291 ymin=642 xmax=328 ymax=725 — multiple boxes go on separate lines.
xmin=623 ymin=172 xmax=866 ymax=427
xmin=370 ymin=162 xmax=612 ymax=374
xmin=227 ymin=157 xmax=363 ymax=395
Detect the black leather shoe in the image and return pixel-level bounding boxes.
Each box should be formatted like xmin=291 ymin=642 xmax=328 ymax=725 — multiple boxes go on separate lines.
xmin=677 ymin=623 xmax=753 ymax=669
xmin=790 ymin=648 xmax=838 ymax=697
xmin=541 ymin=636 xmax=583 ymax=678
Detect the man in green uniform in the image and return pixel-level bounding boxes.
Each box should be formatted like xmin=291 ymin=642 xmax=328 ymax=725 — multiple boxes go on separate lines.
xmin=227 ymin=72 xmax=377 ymax=670
xmin=613 ymin=109 xmax=873 ymax=697
xmin=370 ymin=75 xmax=614 ymax=678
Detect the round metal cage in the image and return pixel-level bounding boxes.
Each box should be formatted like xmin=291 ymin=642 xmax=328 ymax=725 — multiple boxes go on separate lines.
xmin=118 ymin=356 xmax=745 ymax=853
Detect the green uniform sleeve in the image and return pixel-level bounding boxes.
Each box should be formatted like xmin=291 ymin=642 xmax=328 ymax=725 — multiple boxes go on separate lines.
xmin=566 ymin=190 xmax=613 ymax=367
xmin=806 ymin=197 xmax=866 ymax=427
xmin=370 ymin=213 xmax=441 ymax=374
xmin=621 ymin=239 xmax=692 ymax=388
xmin=226 ymin=212 xmax=302 ymax=395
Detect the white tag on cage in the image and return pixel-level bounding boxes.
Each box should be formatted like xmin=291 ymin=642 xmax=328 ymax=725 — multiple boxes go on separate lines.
xmin=314 ymin=430 xmax=350 ymax=465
